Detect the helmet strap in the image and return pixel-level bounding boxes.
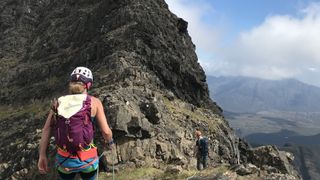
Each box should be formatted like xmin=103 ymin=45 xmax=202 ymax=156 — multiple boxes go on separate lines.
xmin=86 ymin=82 xmax=92 ymax=89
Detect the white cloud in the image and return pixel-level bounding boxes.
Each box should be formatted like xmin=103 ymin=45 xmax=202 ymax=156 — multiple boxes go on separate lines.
xmin=166 ymin=1 xmax=320 ymax=86
xmin=221 ymin=2 xmax=320 ymax=84
xmin=308 ymin=67 xmax=317 ymax=72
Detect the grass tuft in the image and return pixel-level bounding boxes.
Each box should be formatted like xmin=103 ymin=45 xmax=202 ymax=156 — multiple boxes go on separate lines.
xmin=98 ymin=167 xmax=163 ymax=180
xmin=98 ymin=165 xmax=231 ymax=180
xmin=163 ymin=97 xmax=223 ymax=131
xmin=0 ymin=100 xmax=48 ymax=121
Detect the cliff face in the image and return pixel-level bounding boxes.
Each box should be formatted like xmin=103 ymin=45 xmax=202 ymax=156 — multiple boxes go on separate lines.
xmin=0 ymin=0 xmax=300 ymax=179
xmin=1 ymin=0 xmax=216 ymax=109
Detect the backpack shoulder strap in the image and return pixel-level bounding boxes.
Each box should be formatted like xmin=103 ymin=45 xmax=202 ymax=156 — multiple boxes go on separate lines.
xmin=83 ymin=94 xmax=93 ymax=112
xmin=50 ymin=98 xmax=59 ymax=127
xmin=85 ymin=94 xmax=92 ymax=104
xmin=51 ymin=98 xmax=59 ymax=113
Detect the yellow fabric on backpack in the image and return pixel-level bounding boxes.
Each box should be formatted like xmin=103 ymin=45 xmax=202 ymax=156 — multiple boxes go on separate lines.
xmin=57 ymin=94 xmax=87 ymax=118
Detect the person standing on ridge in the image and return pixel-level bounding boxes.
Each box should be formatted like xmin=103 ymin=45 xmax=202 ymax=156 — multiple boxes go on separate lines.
xmin=38 ymin=67 xmax=115 ymax=180
xmin=195 ymin=130 xmax=209 ymax=170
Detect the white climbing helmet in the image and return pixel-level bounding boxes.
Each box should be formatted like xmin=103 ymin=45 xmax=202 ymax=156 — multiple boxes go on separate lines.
xmin=70 ymin=66 xmax=93 ymax=84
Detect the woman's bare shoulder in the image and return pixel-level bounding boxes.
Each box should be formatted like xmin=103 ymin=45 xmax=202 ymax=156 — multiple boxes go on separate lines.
xmin=90 ymin=96 xmax=103 ymax=106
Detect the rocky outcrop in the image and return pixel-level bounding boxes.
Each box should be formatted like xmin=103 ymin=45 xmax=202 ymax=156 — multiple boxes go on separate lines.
xmin=236 ymin=145 xmax=300 ymax=179
xmin=0 ymin=0 xmax=219 ymax=111
xmin=0 ymin=0 xmax=300 ymax=179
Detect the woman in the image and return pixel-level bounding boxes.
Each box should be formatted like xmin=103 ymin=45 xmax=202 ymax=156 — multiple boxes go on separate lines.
xmin=38 ymin=67 xmax=114 ymax=180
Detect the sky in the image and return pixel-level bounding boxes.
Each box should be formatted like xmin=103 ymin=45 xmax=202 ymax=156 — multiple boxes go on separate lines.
xmin=165 ymin=0 xmax=320 ymax=87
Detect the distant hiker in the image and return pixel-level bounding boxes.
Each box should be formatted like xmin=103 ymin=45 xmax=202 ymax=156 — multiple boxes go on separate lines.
xmin=38 ymin=67 xmax=115 ymax=180
xmin=195 ymin=130 xmax=209 ymax=170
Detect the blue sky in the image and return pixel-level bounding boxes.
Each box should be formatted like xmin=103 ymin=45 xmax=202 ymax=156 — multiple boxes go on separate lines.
xmin=165 ymin=0 xmax=320 ymax=87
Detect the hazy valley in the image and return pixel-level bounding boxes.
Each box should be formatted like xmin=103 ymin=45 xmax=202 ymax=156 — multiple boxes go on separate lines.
xmin=207 ymin=76 xmax=320 ymax=138
xmin=208 ymin=75 xmax=320 ymax=179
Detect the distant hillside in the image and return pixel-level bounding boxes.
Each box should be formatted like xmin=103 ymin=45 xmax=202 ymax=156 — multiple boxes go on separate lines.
xmin=207 ymin=76 xmax=320 ymax=179
xmin=245 ymin=129 xmax=320 ymax=147
xmin=207 ymin=76 xmax=320 ymax=113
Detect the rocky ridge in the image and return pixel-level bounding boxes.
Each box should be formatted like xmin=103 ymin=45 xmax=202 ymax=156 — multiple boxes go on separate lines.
xmin=0 ymin=0 xmax=300 ymax=179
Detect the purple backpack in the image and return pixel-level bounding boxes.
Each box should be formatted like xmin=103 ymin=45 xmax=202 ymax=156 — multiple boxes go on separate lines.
xmin=54 ymin=95 xmax=94 ymax=154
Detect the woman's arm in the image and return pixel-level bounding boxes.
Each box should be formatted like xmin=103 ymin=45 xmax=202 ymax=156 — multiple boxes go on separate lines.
xmin=39 ymin=111 xmax=54 ymax=156
xmin=93 ymin=97 xmax=113 ymax=144
xmin=38 ymin=110 xmax=54 ymax=173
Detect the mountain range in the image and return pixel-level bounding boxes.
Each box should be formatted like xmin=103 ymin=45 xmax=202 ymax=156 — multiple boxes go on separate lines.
xmin=207 ymin=75 xmax=320 ymax=136
xmin=207 ymin=75 xmax=320 ymax=179
xmin=207 ymin=76 xmax=320 ymax=113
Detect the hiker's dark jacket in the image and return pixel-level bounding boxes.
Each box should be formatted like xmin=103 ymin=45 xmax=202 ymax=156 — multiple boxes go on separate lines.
xmin=196 ymin=137 xmax=209 ymax=156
